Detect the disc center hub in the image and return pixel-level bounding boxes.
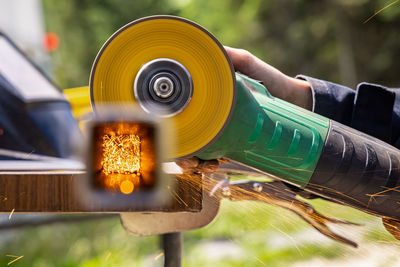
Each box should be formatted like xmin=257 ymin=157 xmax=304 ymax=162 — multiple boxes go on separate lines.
xmin=134 ymin=58 xmax=193 ymax=117
xmin=153 ymin=76 xmax=174 ymax=98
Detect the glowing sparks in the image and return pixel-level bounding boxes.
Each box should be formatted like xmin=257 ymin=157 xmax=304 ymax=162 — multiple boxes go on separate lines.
xmin=154 ymin=252 xmax=164 ymax=261
xmin=101 ymin=134 xmax=141 ymax=175
xmin=99 ymin=133 xmax=142 ymax=193
xmin=176 ymin=158 xmax=360 ymax=247
xmin=364 ymin=0 xmax=400 ymax=24
xmin=8 ymin=208 xmax=14 ymax=220
xmin=6 ymin=255 xmax=24 ymax=265
xmin=92 ymin=122 xmax=158 ymax=193
xmin=270 ymin=223 xmax=303 ymax=256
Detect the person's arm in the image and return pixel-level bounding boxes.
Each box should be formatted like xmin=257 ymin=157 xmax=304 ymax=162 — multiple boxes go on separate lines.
xmin=224 ymin=46 xmax=313 ymax=110
xmin=296 ymin=75 xmax=398 ymax=145
xmin=225 ymin=46 xmax=400 ymax=147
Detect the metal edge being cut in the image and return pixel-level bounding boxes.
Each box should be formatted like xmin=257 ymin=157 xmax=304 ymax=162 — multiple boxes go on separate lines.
xmin=89 ymin=15 xmax=237 ymax=159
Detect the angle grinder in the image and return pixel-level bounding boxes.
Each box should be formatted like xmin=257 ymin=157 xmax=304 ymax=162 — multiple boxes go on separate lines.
xmin=88 ymin=15 xmax=400 ymax=221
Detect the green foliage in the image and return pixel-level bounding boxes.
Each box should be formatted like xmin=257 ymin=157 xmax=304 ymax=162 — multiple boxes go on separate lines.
xmin=42 ymin=0 xmax=400 ymax=89
xmin=0 ymin=201 xmax=393 ymax=266
xmin=42 ymin=0 xmax=179 ymax=87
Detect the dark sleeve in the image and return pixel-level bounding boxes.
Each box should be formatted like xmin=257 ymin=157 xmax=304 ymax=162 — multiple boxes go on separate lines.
xmin=296 ymin=75 xmax=400 ymax=148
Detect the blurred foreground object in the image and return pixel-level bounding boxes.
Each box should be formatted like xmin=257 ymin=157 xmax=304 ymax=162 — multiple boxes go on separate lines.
xmin=0 ymin=32 xmax=81 ymax=158
xmin=80 ymin=106 xmax=176 ymax=210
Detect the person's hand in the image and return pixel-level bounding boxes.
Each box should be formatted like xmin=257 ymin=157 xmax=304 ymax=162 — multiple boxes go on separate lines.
xmin=224 ymin=46 xmax=313 ymax=110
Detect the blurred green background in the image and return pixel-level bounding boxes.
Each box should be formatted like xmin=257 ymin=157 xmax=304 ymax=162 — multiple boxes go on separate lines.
xmin=1 ymin=200 xmax=400 ymax=266
xmin=2 ymin=0 xmax=400 ymax=266
xmin=43 ymin=0 xmax=400 ymax=90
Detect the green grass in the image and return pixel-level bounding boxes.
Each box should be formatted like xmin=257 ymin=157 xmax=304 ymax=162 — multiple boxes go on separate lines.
xmin=0 ymin=199 xmax=397 ymax=266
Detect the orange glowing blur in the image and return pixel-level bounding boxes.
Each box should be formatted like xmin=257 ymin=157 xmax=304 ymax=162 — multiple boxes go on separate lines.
xmin=120 ymin=180 xmax=134 ymax=194
xmin=92 ymin=122 xmax=157 ymax=193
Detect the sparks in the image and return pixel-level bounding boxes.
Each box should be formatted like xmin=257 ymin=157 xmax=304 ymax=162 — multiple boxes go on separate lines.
xmin=6 ymin=255 xmax=24 ymax=265
xmin=364 ymin=0 xmax=400 ymax=24
xmin=154 ymin=252 xmax=164 ymax=261
xmin=101 ymin=134 xmax=141 ymax=175
xmin=8 ymin=208 xmax=14 ymax=220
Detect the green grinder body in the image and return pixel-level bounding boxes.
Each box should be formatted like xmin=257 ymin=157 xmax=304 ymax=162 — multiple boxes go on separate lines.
xmin=199 ymin=73 xmax=330 ymax=187
xmin=198 ymin=73 xmax=400 ymax=220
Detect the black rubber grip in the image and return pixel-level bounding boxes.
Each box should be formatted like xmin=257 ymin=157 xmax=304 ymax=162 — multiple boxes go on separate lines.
xmin=306 ymin=121 xmax=400 ymax=220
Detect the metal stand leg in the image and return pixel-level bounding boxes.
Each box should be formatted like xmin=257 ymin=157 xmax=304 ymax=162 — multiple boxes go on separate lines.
xmin=161 ymin=232 xmax=182 ymax=267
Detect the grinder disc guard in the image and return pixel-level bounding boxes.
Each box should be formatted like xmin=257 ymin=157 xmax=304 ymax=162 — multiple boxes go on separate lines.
xmin=90 ymin=15 xmax=236 ymax=159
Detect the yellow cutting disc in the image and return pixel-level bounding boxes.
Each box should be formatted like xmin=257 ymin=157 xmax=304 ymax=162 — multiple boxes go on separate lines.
xmin=90 ymin=15 xmax=236 ymax=159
